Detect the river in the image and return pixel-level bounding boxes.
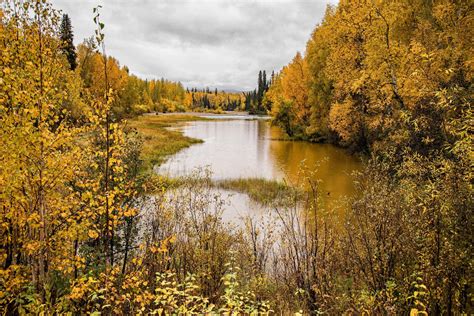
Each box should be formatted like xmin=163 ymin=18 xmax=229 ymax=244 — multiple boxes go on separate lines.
xmin=157 ymin=115 xmax=362 ymax=221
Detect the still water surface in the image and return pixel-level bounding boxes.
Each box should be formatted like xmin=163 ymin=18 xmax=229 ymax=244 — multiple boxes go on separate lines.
xmin=157 ymin=117 xmax=362 ymax=220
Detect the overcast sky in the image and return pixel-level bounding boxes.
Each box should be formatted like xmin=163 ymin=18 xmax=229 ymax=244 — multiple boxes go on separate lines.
xmin=50 ymin=0 xmax=337 ymax=91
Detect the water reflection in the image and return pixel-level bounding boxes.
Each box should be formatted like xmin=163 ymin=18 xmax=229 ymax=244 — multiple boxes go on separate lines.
xmin=157 ymin=118 xmax=362 ymax=213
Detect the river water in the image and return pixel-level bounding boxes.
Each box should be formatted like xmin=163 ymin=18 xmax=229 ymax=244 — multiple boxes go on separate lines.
xmin=157 ymin=115 xmax=362 ymax=221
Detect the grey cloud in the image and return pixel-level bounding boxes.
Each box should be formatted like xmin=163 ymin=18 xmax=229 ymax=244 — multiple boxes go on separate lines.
xmin=51 ymin=0 xmax=337 ymax=91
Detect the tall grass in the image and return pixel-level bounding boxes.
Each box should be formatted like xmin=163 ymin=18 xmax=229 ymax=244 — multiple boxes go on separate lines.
xmin=216 ymin=178 xmax=300 ymax=205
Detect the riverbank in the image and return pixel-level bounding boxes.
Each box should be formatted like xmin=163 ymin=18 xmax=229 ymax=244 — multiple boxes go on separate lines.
xmin=128 ymin=114 xmax=206 ymax=172
xmin=145 ymin=110 xmax=251 ymax=117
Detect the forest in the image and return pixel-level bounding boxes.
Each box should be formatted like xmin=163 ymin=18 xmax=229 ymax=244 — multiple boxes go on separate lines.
xmin=0 ymin=0 xmax=472 ymax=315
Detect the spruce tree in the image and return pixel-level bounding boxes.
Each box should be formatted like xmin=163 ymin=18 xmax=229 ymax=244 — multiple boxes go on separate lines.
xmin=60 ymin=14 xmax=77 ymax=70
xmin=257 ymin=71 xmax=263 ymax=110
xmin=263 ymin=70 xmax=267 ymax=91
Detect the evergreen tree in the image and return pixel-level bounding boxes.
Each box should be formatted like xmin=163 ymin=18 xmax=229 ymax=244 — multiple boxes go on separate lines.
xmin=257 ymin=71 xmax=263 ymax=111
xmin=263 ymin=70 xmax=267 ymax=91
xmin=60 ymin=14 xmax=77 ymax=70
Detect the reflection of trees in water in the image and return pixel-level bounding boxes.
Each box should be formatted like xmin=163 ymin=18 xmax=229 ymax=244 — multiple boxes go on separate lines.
xmin=266 ymin=126 xmax=362 ymax=212
xmin=161 ymin=119 xmax=361 ymax=214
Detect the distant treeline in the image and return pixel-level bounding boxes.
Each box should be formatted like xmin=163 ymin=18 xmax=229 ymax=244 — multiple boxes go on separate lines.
xmin=186 ymin=87 xmax=244 ymax=111
xmin=73 ymin=40 xmax=247 ymax=120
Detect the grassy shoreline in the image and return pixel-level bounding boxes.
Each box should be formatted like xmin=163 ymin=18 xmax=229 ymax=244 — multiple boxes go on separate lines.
xmin=128 ymin=114 xmax=206 ymax=171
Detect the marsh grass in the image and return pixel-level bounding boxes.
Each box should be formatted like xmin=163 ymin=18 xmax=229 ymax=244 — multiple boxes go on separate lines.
xmin=147 ymin=174 xmax=300 ymax=206
xmin=215 ymin=178 xmax=301 ymax=205
xmin=127 ymin=114 xmax=206 ymax=171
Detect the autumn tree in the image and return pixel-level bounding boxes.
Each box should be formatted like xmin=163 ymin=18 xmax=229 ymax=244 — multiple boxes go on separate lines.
xmin=1 ymin=1 xmax=93 ymax=310
xmin=305 ymin=5 xmax=335 ymax=142
xmin=266 ymin=53 xmax=309 ymax=138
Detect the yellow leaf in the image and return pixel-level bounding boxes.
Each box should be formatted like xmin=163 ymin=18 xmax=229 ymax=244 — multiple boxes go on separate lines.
xmin=88 ymin=230 xmax=99 ymax=239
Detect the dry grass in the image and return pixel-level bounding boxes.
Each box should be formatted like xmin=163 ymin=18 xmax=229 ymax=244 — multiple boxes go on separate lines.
xmin=127 ymin=114 xmax=206 ymax=171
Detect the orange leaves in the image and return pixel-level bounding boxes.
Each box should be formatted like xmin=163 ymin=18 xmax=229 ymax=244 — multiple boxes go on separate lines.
xmin=0 ymin=264 xmax=29 ymax=309
xmin=267 ymin=52 xmax=310 ymax=137
xmin=280 ymin=53 xmax=310 ymax=119
xmin=123 ymin=207 xmax=138 ymax=218
xmin=1 ymin=4 xmax=144 ymax=311
xmin=328 ymin=100 xmax=360 ymax=146
xmin=1 ymin=2 xmax=94 ymax=298
xmin=88 ymin=229 xmax=99 ymax=239
xmin=149 ymin=235 xmax=177 ymax=254
xmin=269 ymin=0 xmax=473 ymax=151
xmin=85 ymin=53 xmax=127 ymax=101
xmin=24 ymin=241 xmax=41 ymax=255
xmin=69 ymin=276 xmax=100 ymax=301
